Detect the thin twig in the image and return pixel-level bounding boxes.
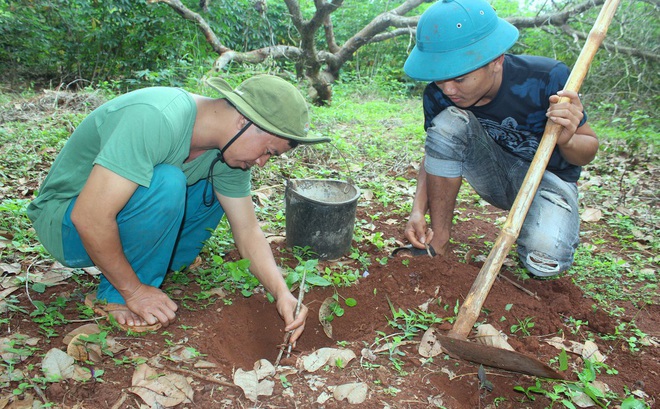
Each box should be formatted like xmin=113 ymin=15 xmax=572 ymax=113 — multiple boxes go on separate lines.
xmin=24 ymin=372 xmax=49 ymax=404
xmin=162 ymin=364 xmax=238 ymax=388
xmin=499 ymin=273 xmax=541 ymax=301
xmin=274 ymin=270 xmax=307 ymax=367
xmin=110 ymin=391 xmax=128 ymax=409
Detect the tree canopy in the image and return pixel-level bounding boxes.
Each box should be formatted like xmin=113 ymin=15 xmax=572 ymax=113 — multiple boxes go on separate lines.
xmin=1 ymin=0 xmax=658 ymax=111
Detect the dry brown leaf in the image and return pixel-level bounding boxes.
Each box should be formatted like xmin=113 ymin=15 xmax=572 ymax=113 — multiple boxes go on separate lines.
xmin=253 ymin=359 xmax=275 ymax=379
xmin=360 ymin=348 xmax=377 ymax=362
xmin=62 ymin=323 xmax=101 ymax=346
xmin=41 ymin=348 xmax=75 ymax=382
xmin=545 ymin=337 xmax=606 ymax=362
xmin=129 ymin=363 xmax=193 ymax=408
xmin=82 ymin=266 xmax=102 ymax=276
xmin=1 ymin=334 xmax=39 ymax=364
xmin=194 ymin=360 xmax=217 ymax=369
xmin=233 ymin=368 xmax=274 ymax=402
xmin=318 ymin=297 xmax=335 ymax=339
xmin=474 ymin=324 xmax=515 ymax=351
xmin=545 ymin=336 xmax=583 ymax=354
xmin=361 ymin=189 xmax=374 ymax=201
xmin=0 ymin=263 xmax=20 ymax=275
xmin=419 ymin=328 xmax=443 ymax=358
xmin=66 ymin=334 xmax=89 ymax=362
xmin=582 ymin=340 xmax=606 ymax=363
xmin=298 ymin=348 xmax=356 ymax=372
xmin=333 ymin=382 xmax=368 ymax=404
xmin=581 ymin=208 xmax=603 ymax=222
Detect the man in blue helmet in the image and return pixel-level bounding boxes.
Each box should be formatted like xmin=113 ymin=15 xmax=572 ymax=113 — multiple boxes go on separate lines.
xmin=28 ymin=75 xmax=328 ymax=339
xmin=401 ymin=0 xmax=598 ymax=277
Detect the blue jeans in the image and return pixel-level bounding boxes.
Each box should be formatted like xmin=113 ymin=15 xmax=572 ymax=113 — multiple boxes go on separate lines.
xmin=424 ymin=107 xmax=580 ymax=277
xmin=62 ymin=164 xmax=224 ymax=304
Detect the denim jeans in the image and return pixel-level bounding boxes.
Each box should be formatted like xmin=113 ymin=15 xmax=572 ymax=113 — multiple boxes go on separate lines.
xmin=62 ymin=164 xmax=225 ymax=303
xmin=424 ymin=107 xmax=580 ymax=276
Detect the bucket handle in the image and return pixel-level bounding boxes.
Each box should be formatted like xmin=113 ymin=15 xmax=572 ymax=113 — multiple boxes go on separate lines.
xmin=285 ymin=141 xmax=355 ymax=194
xmin=327 ymin=141 xmax=354 ymax=194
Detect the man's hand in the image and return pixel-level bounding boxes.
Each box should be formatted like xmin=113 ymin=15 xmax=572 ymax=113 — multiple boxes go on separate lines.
xmin=276 ymin=291 xmax=308 ymax=345
xmin=547 ymin=90 xmax=584 ymax=146
xmin=404 ymin=211 xmax=434 ymax=250
xmin=547 ymin=90 xmax=599 ymax=166
xmin=122 ymin=283 xmax=178 ymax=327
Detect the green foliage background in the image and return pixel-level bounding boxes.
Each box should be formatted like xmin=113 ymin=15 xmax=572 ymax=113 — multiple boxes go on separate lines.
xmin=1 ymin=0 xmax=658 ymax=122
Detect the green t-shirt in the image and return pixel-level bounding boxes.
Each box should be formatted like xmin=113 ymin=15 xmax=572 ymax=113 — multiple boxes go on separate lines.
xmin=27 ymin=87 xmax=251 ymax=262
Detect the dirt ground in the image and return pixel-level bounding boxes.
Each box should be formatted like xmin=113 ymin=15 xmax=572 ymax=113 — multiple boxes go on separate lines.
xmin=2 ymin=194 xmax=658 ymax=409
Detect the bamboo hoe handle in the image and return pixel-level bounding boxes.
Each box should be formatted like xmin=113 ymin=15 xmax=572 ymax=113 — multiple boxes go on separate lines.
xmin=449 ymin=0 xmax=621 ymax=340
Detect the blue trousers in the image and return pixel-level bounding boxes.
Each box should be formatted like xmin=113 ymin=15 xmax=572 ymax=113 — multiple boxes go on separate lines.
xmin=424 ymin=107 xmax=580 ymax=277
xmin=62 ymin=165 xmax=224 ymax=304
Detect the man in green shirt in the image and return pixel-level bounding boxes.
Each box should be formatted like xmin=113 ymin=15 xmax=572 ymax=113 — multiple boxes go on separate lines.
xmin=28 ymin=75 xmax=328 ymax=342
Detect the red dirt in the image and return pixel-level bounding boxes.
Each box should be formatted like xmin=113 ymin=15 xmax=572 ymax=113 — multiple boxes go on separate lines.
xmin=3 ymin=201 xmax=658 ymax=409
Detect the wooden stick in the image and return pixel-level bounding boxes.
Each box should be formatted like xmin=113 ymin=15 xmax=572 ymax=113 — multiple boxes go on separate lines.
xmin=449 ymin=0 xmax=621 ymax=339
xmin=163 ymin=364 xmax=238 ymax=388
xmin=499 ymin=273 xmax=541 ymax=301
xmin=274 ymin=270 xmax=307 ymax=366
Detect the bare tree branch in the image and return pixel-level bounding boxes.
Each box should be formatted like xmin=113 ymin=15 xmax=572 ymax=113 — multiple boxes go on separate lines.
xmin=146 ymin=0 xmax=230 ymax=54
xmin=150 ymin=0 xmax=653 ymax=105
xmin=559 ymin=24 xmax=660 ymax=62
xmin=507 ymin=0 xmax=605 ymax=27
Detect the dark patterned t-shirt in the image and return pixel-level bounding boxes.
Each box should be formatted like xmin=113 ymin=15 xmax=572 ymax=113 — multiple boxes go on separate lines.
xmin=422 ymin=54 xmax=582 ymax=182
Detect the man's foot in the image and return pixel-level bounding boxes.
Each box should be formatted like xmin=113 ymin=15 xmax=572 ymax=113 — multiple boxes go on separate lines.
xmin=85 ymin=293 xmax=161 ymax=333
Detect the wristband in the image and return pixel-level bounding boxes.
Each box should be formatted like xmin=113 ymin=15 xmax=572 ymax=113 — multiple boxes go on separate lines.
xmin=578 ymin=111 xmax=588 ymax=128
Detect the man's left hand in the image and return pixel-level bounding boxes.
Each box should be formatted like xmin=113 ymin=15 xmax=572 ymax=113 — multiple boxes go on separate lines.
xmin=547 ymin=90 xmax=584 ymax=146
xmin=276 ymin=291 xmax=308 ymax=346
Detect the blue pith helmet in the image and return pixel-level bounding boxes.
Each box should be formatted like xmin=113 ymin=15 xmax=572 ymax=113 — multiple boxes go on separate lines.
xmin=404 ymin=0 xmax=519 ymax=81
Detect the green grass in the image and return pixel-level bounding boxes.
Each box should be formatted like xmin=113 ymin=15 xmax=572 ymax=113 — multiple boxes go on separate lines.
xmin=0 ymin=74 xmax=657 ymax=408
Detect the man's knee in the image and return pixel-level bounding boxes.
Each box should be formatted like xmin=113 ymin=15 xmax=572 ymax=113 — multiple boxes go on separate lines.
xmin=539 ymin=188 xmax=572 ymax=211
xmin=518 ymin=185 xmax=580 ymax=277
xmin=521 ymin=250 xmax=571 ymax=277
xmin=425 ymin=107 xmax=478 ymax=177
xmin=428 ymin=107 xmax=472 ymax=143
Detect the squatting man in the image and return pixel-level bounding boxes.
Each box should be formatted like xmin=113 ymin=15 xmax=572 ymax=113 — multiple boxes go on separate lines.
xmin=28 ymin=75 xmax=330 ymax=343
xmin=401 ymin=0 xmax=598 ymax=277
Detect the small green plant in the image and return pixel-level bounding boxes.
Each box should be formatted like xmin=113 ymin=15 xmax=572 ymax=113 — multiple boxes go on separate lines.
xmin=196 ymin=258 xmax=260 ymax=297
xmin=279 ymin=374 xmax=292 ymax=388
xmin=601 ymin=321 xmax=648 ymax=353
xmin=514 ymin=358 xmax=647 ymax=408
xmin=78 ymin=331 xmax=114 ymax=358
xmin=382 ymin=386 xmax=401 ymax=396
xmin=334 ymin=357 xmax=345 ymax=369
xmin=510 ymin=316 xmax=535 ymax=337
xmin=29 ymin=298 xmax=70 ymax=338
xmin=563 ymin=316 xmax=589 ymax=336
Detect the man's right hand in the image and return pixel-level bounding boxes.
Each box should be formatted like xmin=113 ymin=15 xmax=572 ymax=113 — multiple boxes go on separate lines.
xmin=404 ymin=211 xmax=434 ymax=250
xmin=122 ymin=283 xmax=178 ymax=327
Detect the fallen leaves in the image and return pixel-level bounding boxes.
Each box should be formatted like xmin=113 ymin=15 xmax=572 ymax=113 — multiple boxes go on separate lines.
xmin=297 ymin=347 xmax=356 ymax=372
xmin=418 ymin=327 xmax=443 ymax=358
xmin=318 ymin=297 xmax=336 ymax=338
xmin=545 ymin=337 xmax=607 ymax=363
xmin=232 ymin=359 xmax=276 ymax=402
xmin=128 ymin=363 xmax=193 ymax=408
xmin=581 ymin=207 xmax=603 ymax=222
xmin=332 ymin=382 xmax=368 ymax=404
xmin=474 ymin=324 xmax=515 ymax=351
xmin=41 ymin=348 xmax=78 ymax=382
